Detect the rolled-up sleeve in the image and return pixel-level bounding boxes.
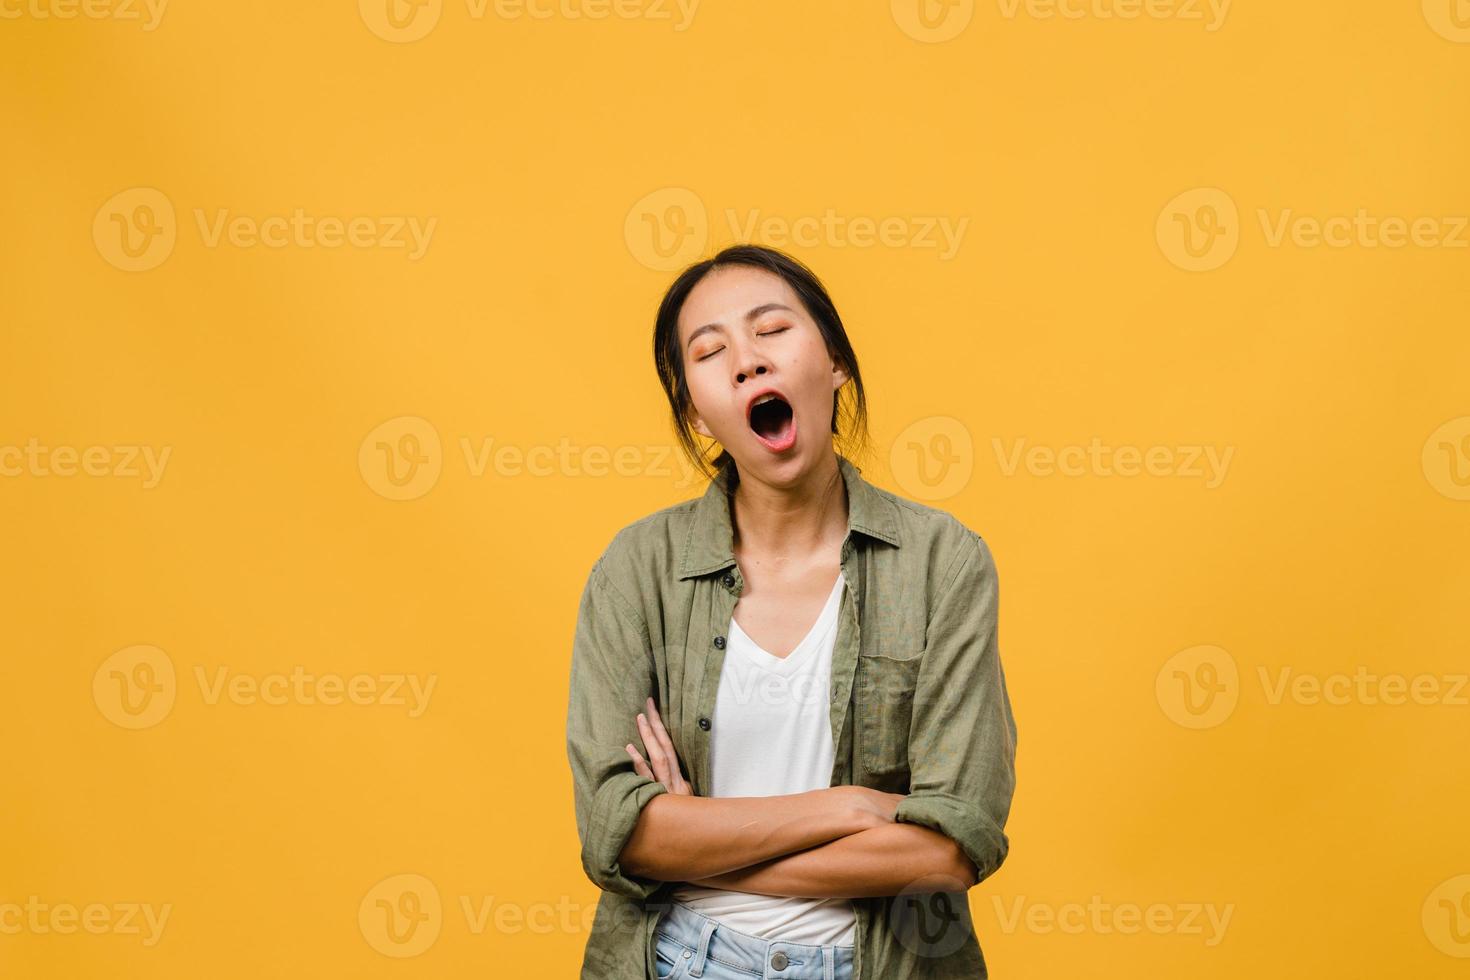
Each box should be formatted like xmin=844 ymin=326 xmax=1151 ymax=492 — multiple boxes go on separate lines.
xmin=893 ymin=529 xmax=1017 ymax=887
xmin=566 ymin=551 xmax=669 ymax=900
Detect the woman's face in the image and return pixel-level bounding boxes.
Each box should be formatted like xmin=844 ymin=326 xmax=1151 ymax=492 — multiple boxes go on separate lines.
xmin=676 ymin=264 xmax=849 ymax=480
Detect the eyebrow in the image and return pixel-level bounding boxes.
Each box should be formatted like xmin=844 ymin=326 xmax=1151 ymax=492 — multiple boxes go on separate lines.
xmin=685 ymin=302 xmax=796 ymax=350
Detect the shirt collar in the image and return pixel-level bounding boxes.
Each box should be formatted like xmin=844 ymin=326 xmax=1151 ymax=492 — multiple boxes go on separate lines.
xmin=677 ymin=453 xmax=902 ymax=580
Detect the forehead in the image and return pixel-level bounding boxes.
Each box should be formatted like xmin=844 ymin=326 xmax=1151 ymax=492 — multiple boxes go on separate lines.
xmin=677 ymin=265 xmax=804 ymax=341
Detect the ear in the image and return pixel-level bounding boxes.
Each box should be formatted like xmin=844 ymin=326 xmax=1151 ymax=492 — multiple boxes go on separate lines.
xmin=831 ymin=357 xmax=851 ymax=391
xmin=687 ymin=405 xmax=713 ymax=439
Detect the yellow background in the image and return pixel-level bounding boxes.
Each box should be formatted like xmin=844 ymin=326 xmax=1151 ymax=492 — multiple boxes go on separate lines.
xmin=4 ymin=0 xmax=1469 ymax=976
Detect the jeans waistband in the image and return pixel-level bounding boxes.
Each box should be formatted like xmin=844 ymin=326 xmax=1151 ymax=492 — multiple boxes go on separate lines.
xmin=654 ymin=901 xmax=854 ymax=979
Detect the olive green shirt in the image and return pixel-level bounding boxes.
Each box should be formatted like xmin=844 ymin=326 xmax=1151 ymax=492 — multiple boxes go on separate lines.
xmin=566 ymin=453 xmax=1018 ymax=978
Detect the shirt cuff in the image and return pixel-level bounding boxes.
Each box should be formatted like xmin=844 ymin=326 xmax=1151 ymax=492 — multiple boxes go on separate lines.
xmin=894 ymin=790 xmax=1010 ymax=887
xmin=583 ymin=771 xmax=671 ymax=900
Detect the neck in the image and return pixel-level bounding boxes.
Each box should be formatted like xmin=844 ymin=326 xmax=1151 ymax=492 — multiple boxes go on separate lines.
xmin=728 ymin=452 xmax=848 ymax=564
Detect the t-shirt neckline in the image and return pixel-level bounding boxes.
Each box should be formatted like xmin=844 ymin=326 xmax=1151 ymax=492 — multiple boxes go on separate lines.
xmin=727 ymin=571 xmax=846 ymax=672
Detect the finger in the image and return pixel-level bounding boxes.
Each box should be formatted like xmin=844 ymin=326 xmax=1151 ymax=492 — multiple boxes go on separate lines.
xmin=636 ymin=714 xmax=671 ymax=785
xmin=644 ymin=697 xmax=689 ymax=793
xmin=646 ymin=700 xmax=691 ymax=795
xmin=625 ymin=744 xmax=654 ymax=781
xmin=650 ymin=704 xmax=691 ymax=794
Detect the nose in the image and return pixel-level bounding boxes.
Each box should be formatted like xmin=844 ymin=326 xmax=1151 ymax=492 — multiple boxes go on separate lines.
xmin=732 ymin=342 xmax=772 ymax=386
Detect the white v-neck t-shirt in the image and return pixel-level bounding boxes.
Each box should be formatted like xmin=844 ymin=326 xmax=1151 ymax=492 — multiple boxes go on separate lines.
xmin=669 ymin=570 xmax=857 ymax=946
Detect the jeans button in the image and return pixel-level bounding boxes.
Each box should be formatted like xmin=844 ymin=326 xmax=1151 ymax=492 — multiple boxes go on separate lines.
xmin=771 ymin=949 xmax=789 ymax=970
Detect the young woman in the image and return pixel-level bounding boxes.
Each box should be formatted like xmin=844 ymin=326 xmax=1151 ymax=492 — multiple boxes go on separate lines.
xmin=566 ymin=244 xmax=1017 ymax=979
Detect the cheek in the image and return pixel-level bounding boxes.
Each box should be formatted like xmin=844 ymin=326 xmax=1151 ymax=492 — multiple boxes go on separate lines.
xmin=683 ymin=367 xmax=715 ymax=404
xmin=795 ymin=343 xmax=838 ymax=389
xmin=683 ymin=373 xmax=731 ymax=427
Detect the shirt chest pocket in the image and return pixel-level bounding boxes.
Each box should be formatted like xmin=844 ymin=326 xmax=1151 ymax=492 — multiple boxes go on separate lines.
xmin=854 ymin=647 xmax=924 ymax=779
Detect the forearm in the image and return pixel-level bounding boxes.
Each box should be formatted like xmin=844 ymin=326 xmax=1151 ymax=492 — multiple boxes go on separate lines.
xmin=619 ymin=787 xmax=871 ymax=882
xmin=683 ymin=823 xmax=974 ymax=899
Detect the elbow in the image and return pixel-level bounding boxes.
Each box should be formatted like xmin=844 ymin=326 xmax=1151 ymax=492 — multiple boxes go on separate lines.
xmin=948 ymin=841 xmax=980 ymax=891
xmin=913 ymin=829 xmax=980 ymax=891
xmin=894 ymin=792 xmax=1005 ymax=892
xmin=616 ymin=794 xmax=666 ymax=880
xmin=956 ymin=856 xmax=980 ymax=891
xmin=959 ymin=832 xmax=1011 ymax=890
xmin=576 ymin=776 xmax=672 ymax=899
xmin=582 ymin=836 xmax=666 ymax=901
xmin=617 ymin=833 xmax=655 ymax=882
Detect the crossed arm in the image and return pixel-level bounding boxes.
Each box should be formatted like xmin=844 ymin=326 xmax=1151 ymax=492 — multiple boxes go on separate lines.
xmin=569 ymin=537 xmax=1013 ymax=902
xmin=617 ymin=697 xmax=979 ymax=899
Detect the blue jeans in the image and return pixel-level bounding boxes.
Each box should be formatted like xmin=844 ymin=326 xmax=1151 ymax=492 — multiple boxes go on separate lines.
xmin=652 ymin=902 xmax=855 ymax=980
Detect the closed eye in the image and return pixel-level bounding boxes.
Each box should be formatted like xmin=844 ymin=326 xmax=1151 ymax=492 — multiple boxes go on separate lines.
xmin=695 ymin=327 xmax=788 ymax=362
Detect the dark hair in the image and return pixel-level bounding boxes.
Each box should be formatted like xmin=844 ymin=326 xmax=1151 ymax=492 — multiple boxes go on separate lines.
xmin=652 ymin=243 xmax=871 ymax=483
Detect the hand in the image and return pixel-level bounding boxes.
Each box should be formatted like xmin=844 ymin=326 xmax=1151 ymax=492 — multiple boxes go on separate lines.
xmin=838 ymin=785 xmax=905 ymax=828
xmin=626 ymin=696 xmax=693 ymax=796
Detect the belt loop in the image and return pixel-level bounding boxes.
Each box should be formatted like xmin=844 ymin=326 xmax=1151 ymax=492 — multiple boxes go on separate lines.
xmin=687 ymin=917 xmax=717 ymax=977
xmin=823 ymin=945 xmax=835 ymax=980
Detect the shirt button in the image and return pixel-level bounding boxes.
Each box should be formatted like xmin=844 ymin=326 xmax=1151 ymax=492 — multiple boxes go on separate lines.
xmin=771 ymin=949 xmax=789 ymax=970
xmin=713 ymin=635 xmax=726 ymax=649
xmin=698 ymin=717 xmax=711 ymax=731
xmin=722 ymin=572 xmax=734 ymax=588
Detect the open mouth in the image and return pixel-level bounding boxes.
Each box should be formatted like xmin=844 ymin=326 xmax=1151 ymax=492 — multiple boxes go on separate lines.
xmin=748 ymin=394 xmax=797 ymax=452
